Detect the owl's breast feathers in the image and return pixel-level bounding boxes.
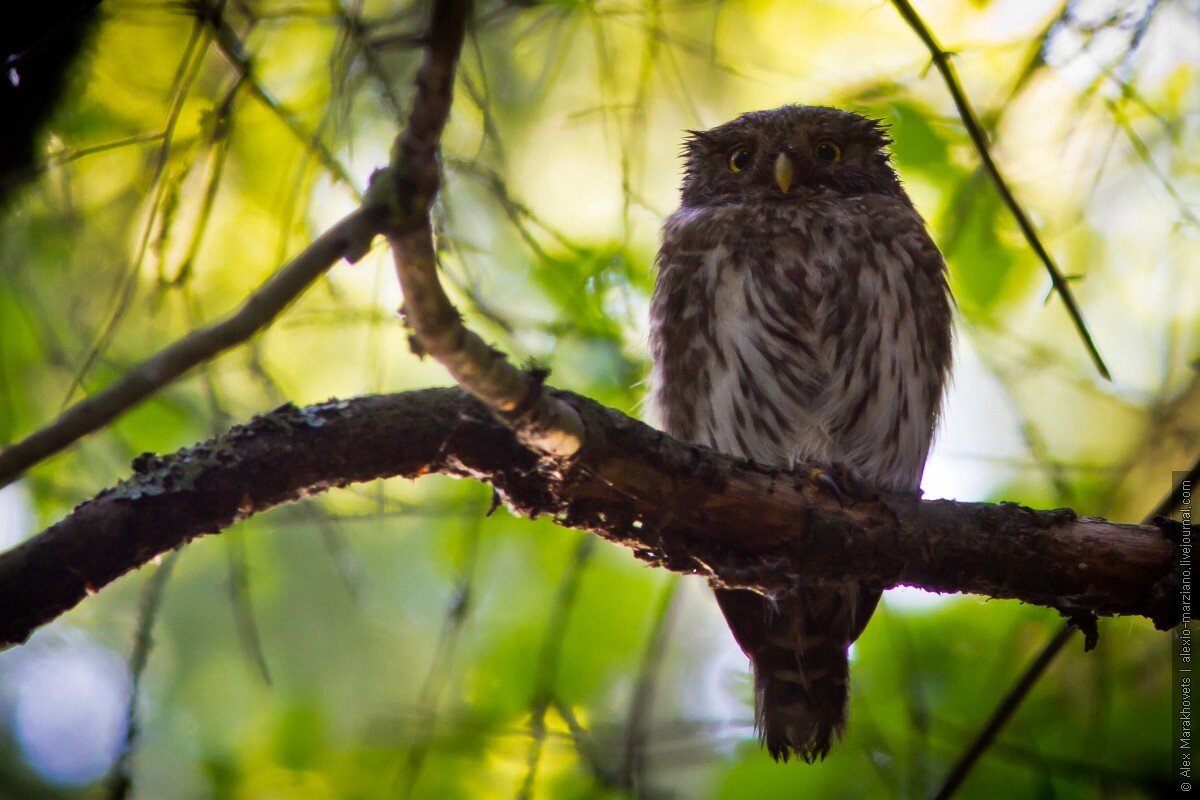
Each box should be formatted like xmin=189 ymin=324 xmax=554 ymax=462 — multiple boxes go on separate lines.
xmin=648 ymin=194 xmax=953 ymax=492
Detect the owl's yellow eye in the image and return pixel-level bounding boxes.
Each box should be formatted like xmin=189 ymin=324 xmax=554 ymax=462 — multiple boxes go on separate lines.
xmin=727 ymin=146 xmax=753 ymax=173
xmin=815 ymin=141 xmax=842 ymax=163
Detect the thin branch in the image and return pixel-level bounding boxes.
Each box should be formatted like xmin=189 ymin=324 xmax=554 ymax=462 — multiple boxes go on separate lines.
xmin=0 ymin=206 xmax=379 ymax=488
xmin=618 ymin=575 xmax=680 ymax=793
xmin=0 ymin=388 xmax=1178 ymax=651
xmin=381 ymin=0 xmax=585 ymax=457
xmin=888 ymin=0 xmax=1112 ymax=381
xmin=1 ymin=0 xmax=487 ymax=491
xmin=331 ymin=0 xmax=406 ymax=121
xmin=932 ymin=621 xmax=1077 ymax=800
xmin=517 ymin=536 xmax=595 ymax=800
xmin=47 ymin=132 xmax=168 ymax=167
xmin=2 ymin=0 xmax=102 ymax=72
xmin=167 ymin=78 xmax=244 ymax=288
xmin=63 ymin=15 xmax=212 ymax=403
xmin=224 ymin=530 xmax=272 ymax=685
xmin=551 ymin=697 xmax=611 ymax=784
xmin=205 ymin=7 xmax=359 ymax=190
xmin=105 ymin=550 xmax=180 ymax=800
xmin=935 ymin=717 xmax=1173 ymax=795
xmin=1151 ymin=457 xmax=1200 ymax=521
xmin=1105 ymin=99 xmax=1200 ymax=231
xmin=396 ymin=514 xmax=483 ymax=798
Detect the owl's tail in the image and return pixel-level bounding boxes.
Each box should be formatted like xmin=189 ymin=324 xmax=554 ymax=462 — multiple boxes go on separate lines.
xmin=715 ymin=585 xmax=880 ymax=763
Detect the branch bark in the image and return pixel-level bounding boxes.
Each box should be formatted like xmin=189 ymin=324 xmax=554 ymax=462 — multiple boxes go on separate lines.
xmin=0 ymin=388 xmax=1177 ymax=650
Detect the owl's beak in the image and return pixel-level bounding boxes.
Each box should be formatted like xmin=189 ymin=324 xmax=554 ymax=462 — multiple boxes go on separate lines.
xmin=774 ymin=152 xmax=794 ymax=194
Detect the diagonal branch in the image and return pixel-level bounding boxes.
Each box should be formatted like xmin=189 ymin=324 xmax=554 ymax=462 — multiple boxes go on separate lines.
xmin=888 ymin=0 xmax=1112 ymax=381
xmin=931 ymin=621 xmax=1078 ymax=800
xmin=0 ymin=209 xmax=379 ymax=489
xmin=0 ymin=388 xmax=1178 ymax=650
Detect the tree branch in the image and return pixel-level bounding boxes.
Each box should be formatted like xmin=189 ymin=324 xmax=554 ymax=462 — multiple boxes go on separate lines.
xmin=932 ymin=451 xmax=1199 ymax=798
xmin=0 ymin=388 xmax=1177 ymax=650
xmin=888 ymin=0 xmax=1111 ymax=381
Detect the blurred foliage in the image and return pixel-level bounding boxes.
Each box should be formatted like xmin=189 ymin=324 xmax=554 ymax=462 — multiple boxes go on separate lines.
xmin=0 ymin=0 xmax=1197 ymax=797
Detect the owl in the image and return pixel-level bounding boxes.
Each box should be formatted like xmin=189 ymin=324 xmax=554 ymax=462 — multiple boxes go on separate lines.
xmin=649 ymin=105 xmax=953 ymax=762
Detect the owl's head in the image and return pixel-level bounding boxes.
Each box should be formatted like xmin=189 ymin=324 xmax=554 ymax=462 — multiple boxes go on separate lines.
xmin=679 ymin=105 xmax=906 ymax=207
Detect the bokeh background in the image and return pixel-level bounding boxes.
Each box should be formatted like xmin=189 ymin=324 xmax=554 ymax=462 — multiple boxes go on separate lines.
xmin=1 ymin=0 xmax=1197 ymax=797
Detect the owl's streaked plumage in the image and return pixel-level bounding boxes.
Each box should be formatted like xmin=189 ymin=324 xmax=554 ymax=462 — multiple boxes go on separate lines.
xmin=649 ymin=105 xmax=953 ymax=762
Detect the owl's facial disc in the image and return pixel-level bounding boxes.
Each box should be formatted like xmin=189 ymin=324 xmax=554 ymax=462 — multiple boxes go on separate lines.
xmin=774 ymin=152 xmax=795 ymax=194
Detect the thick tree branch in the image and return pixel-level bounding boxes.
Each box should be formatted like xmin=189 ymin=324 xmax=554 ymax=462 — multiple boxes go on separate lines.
xmin=0 ymin=388 xmax=1177 ymax=650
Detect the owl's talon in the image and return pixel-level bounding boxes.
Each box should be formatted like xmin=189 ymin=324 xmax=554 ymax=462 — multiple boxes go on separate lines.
xmin=809 ymin=463 xmax=868 ymax=506
xmin=809 ymin=467 xmax=847 ymax=505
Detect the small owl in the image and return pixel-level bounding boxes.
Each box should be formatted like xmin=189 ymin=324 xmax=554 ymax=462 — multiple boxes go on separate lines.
xmin=649 ymin=105 xmax=953 ymax=762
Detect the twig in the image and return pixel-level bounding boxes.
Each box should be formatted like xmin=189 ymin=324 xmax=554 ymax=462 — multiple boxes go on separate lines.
xmin=105 ymin=550 xmax=180 ymax=800
xmin=63 ymin=15 xmax=211 ymax=404
xmin=396 ymin=515 xmax=483 ymax=798
xmin=45 ymin=132 xmax=167 ymax=168
xmin=551 ymin=697 xmax=610 ymax=783
xmin=381 ymin=0 xmax=585 ymax=457
xmin=1106 ymin=99 xmax=1200 ymax=231
xmin=0 ymin=0 xmax=563 ymax=489
xmin=224 ymin=531 xmax=272 ymax=685
xmin=1150 ymin=456 xmax=1200 ymax=521
xmin=331 ymin=0 xmax=406 ymax=121
xmin=936 ymin=716 xmax=1173 ymax=794
xmin=0 ymin=207 xmax=378 ymax=488
xmin=517 ymin=536 xmax=595 ymax=800
xmin=2 ymin=0 xmax=102 ymax=72
xmin=931 ymin=621 xmax=1077 ymax=800
xmin=168 ymin=78 xmax=244 ymax=287
xmin=205 ymin=8 xmax=358 ymax=190
xmin=618 ymin=575 xmax=680 ymax=792
xmin=888 ymin=0 xmax=1112 ymax=381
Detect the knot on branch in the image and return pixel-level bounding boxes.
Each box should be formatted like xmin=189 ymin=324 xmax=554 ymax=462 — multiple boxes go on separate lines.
xmin=1057 ymin=608 xmax=1100 ymax=651
xmin=500 ymin=382 xmax=586 ymax=460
